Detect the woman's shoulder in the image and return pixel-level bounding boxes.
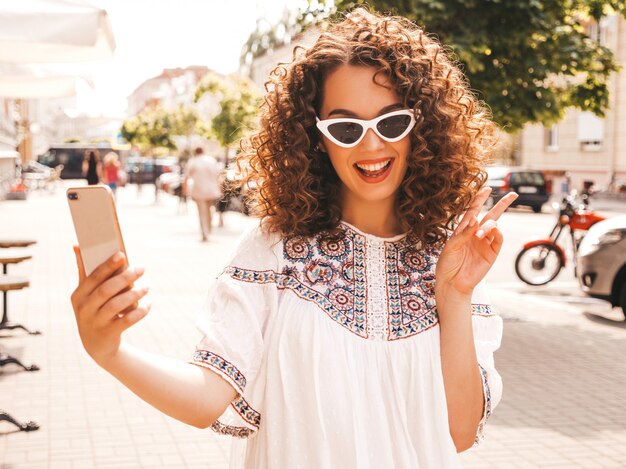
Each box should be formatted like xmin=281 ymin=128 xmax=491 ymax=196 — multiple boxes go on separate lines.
xmin=227 ymin=222 xmax=283 ymax=271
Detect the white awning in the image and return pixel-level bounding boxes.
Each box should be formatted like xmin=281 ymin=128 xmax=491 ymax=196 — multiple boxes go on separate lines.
xmin=0 ymin=0 xmax=116 ymax=63
xmin=0 ymin=64 xmax=90 ymax=98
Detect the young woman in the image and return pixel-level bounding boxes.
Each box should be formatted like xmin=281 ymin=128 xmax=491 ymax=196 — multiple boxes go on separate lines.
xmin=103 ymin=151 xmax=121 ymax=195
xmin=70 ymin=9 xmax=517 ymax=468
xmin=82 ymin=149 xmax=102 ymax=185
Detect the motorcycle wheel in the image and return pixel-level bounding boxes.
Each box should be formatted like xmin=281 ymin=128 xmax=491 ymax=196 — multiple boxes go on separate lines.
xmin=515 ymin=243 xmax=563 ymax=286
xmin=619 ymin=282 xmax=626 ymax=320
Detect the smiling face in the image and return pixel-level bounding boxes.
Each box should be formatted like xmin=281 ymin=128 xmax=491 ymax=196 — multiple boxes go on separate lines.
xmin=318 ymin=65 xmax=411 ymax=210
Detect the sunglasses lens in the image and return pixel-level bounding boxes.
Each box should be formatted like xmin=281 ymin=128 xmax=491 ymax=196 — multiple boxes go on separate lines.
xmin=377 ymin=114 xmax=413 ymax=139
xmin=327 ymin=122 xmax=364 ymax=145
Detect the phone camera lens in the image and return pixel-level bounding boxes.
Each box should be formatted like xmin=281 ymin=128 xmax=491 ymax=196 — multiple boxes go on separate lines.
xmin=68 ymin=192 xmax=78 ymax=200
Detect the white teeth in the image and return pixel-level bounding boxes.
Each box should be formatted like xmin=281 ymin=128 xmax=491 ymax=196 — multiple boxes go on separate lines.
xmin=355 ymin=159 xmax=391 ymax=172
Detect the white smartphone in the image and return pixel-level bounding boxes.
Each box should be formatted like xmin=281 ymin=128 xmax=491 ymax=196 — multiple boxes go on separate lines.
xmin=67 ymin=185 xmax=128 ymax=276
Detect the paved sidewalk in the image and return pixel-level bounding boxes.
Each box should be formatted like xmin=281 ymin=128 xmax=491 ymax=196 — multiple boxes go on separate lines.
xmin=1 ymin=183 xmax=625 ymax=468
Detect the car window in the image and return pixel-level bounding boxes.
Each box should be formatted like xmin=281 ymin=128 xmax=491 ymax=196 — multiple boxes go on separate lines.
xmin=510 ymin=172 xmax=545 ymax=185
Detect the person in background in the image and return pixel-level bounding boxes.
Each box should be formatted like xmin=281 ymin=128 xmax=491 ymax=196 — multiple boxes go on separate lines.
xmin=183 ymin=147 xmax=222 ymax=241
xmin=82 ymin=150 xmax=102 ymax=186
xmin=103 ymin=152 xmax=121 ymax=196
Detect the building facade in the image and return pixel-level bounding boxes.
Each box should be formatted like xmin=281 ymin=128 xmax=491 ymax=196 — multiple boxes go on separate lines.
xmin=520 ymin=14 xmax=626 ymax=193
xmin=127 ymin=66 xmax=214 ymax=116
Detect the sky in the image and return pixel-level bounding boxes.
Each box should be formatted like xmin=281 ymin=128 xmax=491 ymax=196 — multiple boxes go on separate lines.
xmin=71 ymin=0 xmax=297 ymax=117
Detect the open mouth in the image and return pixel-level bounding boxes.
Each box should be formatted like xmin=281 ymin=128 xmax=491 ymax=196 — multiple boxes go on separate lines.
xmin=353 ymin=158 xmax=393 ymax=181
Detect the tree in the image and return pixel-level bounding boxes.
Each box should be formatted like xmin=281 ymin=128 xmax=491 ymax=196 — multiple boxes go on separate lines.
xmin=171 ymin=105 xmax=202 ymax=158
xmin=240 ymin=2 xmax=335 ymax=78
xmin=242 ymin=0 xmax=626 ymax=132
xmin=120 ymin=106 xmax=182 ymax=154
xmin=194 ymin=73 xmax=261 ymax=163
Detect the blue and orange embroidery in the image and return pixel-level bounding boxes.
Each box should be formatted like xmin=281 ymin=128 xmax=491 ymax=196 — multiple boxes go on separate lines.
xmin=471 ymin=304 xmax=496 ymax=316
xmin=225 ymin=225 xmax=496 ymax=341
xmin=385 ymin=238 xmax=440 ymax=340
xmin=191 ymin=350 xmax=261 ymax=438
xmin=281 ymin=231 xmax=368 ymax=338
xmin=475 ymin=364 xmax=492 ymax=444
xmin=192 ymin=350 xmax=246 ymax=392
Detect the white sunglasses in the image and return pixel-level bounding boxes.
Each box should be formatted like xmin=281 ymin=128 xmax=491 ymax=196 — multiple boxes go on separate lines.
xmin=315 ymin=109 xmax=417 ymax=148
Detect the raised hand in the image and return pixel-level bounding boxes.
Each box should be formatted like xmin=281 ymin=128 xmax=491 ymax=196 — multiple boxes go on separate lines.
xmin=435 ymin=187 xmax=519 ymax=298
xmin=70 ymin=249 xmax=151 ymax=367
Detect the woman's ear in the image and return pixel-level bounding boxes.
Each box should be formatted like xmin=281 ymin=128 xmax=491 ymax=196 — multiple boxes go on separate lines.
xmin=317 ymin=140 xmax=327 ymax=153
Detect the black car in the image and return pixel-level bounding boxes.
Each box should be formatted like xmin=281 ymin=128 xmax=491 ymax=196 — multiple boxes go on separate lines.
xmin=126 ymin=156 xmax=179 ymax=184
xmin=486 ymin=166 xmax=551 ymax=213
xmin=38 ymin=144 xmax=114 ymax=179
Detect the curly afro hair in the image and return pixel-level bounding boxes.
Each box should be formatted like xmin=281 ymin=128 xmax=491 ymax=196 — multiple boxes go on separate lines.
xmin=238 ymin=7 xmax=494 ymax=247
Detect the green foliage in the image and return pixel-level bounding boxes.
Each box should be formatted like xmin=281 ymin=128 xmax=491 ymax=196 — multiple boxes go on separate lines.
xmin=240 ymin=1 xmax=335 ymax=67
xmin=121 ymin=105 xmax=202 ymax=154
xmin=242 ymin=0 xmax=625 ymax=132
xmin=336 ymin=0 xmax=625 ymax=131
xmin=195 ymin=73 xmax=262 ymax=150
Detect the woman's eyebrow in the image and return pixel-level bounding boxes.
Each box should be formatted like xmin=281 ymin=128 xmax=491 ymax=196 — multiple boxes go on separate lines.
xmin=327 ymin=103 xmax=404 ymax=118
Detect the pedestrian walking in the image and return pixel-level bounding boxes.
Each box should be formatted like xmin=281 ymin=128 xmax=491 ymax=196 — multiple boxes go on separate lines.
xmin=103 ymin=152 xmax=121 ymax=196
xmin=184 ymin=147 xmax=222 ymax=241
xmin=70 ymin=9 xmax=518 ymax=469
xmin=82 ymin=150 xmax=102 ymax=186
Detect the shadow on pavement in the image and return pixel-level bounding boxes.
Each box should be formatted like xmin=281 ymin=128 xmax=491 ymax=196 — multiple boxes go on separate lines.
xmin=582 ymin=311 xmax=626 ymax=328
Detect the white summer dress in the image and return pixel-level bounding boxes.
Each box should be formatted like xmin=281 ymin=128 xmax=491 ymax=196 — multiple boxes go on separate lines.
xmin=190 ymin=222 xmax=503 ymax=469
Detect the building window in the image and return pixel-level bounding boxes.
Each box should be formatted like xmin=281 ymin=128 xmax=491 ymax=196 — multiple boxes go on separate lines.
xmin=546 ymin=125 xmax=559 ymax=151
xmin=577 ymin=112 xmax=604 ymax=152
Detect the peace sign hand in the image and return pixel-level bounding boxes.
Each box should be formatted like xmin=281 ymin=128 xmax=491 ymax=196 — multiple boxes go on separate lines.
xmin=435 ymin=187 xmax=519 ymax=298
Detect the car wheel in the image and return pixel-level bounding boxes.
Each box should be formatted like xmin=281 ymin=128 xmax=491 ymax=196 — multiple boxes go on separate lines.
xmin=532 ymin=205 xmax=543 ymax=213
xmin=484 ymin=196 xmax=495 ymax=210
xmin=619 ymin=282 xmax=626 ymax=320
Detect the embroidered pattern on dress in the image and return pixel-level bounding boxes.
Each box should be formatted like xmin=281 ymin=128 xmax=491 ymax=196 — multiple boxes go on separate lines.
xmin=192 ymin=350 xmax=246 ymax=392
xmin=210 ymin=420 xmax=255 ymax=439
xmin=226 ymin=225 xmax=496 ymax=341
xmin=471 ymin=304 xmax=496 ymax=317
xmin=190 ymin=350 xmax=262 ymax=438
xmin=232 ymin=396 xmax=261 ymax=428
xmin=385 ymin=238 xmax=440 ymax=340
xmin=281 ymin=231 xmax=369 ymax=338
xmin=474 ymin=364 xmax=492 ymax=444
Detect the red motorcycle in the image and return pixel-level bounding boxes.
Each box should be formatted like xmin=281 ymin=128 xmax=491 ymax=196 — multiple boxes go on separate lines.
xmin=515 ymin=192 xmax=606 ymax=286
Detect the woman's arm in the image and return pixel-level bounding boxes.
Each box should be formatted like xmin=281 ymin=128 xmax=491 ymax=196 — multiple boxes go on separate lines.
xmin=435 ymin=187 xmax=518 ymax=451
xmin=436 ymin=292 xmax=484 ymax=452
xmin=71 ymin=248 xmax=236 ymax=429
xmin=105 ymin=343 xmax=237 ymax=428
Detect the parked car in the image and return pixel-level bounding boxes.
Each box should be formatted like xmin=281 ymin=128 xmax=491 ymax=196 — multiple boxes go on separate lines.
xmin=38 ymin=144 xmax=114 ymax=179
xmin=126 ymin=156 xmax=179 ymax=184
xmin=486 ymin=166 xmax=551 ymax=213
xmin=576 ymin=215 xmax=626 ymax=319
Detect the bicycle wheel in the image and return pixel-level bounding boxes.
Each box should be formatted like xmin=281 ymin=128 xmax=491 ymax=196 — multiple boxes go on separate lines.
xmin=515 ymin=243 xmax=563 ymax=286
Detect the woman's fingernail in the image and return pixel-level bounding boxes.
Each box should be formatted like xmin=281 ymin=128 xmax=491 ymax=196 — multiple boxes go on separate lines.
xmin=135 ymin=267 xmax=145 ymax=275
xmin=475 ymin=229 xmax=485 ymax=238
xmin=113 ymin=252 xmax=124 ymax=262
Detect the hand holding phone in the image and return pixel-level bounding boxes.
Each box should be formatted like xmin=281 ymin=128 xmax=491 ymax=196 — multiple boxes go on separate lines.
xmin=67 ymin=186 xmax=150 ymax=366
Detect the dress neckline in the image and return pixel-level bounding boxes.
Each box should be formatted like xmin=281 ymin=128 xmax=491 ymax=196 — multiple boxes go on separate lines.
xmin=339 ymin=220 xmax=408 ymax=243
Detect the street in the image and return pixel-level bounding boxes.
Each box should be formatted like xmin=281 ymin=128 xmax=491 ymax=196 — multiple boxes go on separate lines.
xmin=1 ymin=184 xmax=625 ymax=468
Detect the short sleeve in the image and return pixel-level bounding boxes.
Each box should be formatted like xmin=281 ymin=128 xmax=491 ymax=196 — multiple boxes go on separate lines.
xmin=189 ymin=225 xmax=280 ymax=438
xmin=470 ymin=280 xmax=503 ymax=446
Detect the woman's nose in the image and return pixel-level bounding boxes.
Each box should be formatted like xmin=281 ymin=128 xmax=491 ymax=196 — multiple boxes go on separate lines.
xmin=359 ymin=128 xmax=386 ymax=150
